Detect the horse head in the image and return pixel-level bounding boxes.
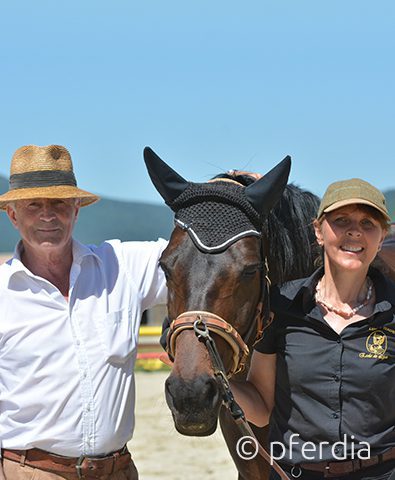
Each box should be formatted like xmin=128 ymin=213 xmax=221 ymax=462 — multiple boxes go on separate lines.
xmin=144 ymin=147 xmax=290 ymax=436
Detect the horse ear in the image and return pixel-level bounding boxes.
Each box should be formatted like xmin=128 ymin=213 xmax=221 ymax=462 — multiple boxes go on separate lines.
xmin=245 ymin=156 xmax=291 ymax=217
xmin=143 ymin=147 xmax=189 ymax=206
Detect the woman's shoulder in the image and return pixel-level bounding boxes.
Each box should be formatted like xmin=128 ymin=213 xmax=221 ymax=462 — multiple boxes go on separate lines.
xmin=272 ymin=268 xmax=321 ymax=300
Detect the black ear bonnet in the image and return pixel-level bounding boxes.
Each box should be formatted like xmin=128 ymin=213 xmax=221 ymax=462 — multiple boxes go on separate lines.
xmin=170 ymin=181 xmax=262 ymax=252
xmin=143 ymin=147 xmax=291 ymax=253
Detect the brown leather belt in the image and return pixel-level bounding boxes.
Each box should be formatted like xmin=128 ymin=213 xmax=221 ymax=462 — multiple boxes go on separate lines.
xmin=296 ymin=446 xmax=395 ymax=478
xmin=1 ymin=446 xmax=132 ymax=479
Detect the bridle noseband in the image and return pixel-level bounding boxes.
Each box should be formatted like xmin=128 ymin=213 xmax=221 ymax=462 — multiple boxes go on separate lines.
xmin=166 ymin=311 xmax=250 ymax=378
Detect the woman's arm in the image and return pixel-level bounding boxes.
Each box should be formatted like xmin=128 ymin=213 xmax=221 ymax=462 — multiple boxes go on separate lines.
xmin=230 ymin=351 xmax=276 ymax=427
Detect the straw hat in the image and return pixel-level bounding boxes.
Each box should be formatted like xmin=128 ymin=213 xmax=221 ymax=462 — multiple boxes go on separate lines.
xmin=0 ymin=145 xmax=99 ymax=210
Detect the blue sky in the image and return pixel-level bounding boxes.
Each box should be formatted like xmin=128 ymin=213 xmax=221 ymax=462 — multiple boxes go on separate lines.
xmin=1 ymin=1 xmax=394 ymax=205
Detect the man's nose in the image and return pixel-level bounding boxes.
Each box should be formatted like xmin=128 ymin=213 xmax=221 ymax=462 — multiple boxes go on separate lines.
xmin=40 ymin=202 xmax=56 ymax=220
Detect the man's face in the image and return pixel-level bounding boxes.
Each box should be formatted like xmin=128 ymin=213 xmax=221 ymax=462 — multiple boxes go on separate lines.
xmin=6 ymin=198 xmax=80 ymax=252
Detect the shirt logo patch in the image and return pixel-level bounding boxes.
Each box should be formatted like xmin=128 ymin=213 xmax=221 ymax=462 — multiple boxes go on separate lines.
xmin=359 ymin=330 xmax=388 ymax=360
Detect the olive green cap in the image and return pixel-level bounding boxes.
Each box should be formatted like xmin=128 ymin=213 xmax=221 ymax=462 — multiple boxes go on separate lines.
xmin=317 ymin=178 xmax=390 ymax=221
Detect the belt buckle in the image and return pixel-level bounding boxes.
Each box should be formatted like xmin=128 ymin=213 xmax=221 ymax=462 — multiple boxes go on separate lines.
xmin=324 ymin=464 xmax=332 ymax=478
xmin=76 ymin=455 xmax=85 ymax=480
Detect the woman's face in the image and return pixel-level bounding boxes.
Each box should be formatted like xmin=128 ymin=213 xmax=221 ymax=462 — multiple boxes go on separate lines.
xmin=314 ymin=205 xmax=386 ymax=274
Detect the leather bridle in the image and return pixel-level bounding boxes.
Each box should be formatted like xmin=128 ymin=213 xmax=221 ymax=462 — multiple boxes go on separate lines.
xmin=165 ymin=175 xmax=272 ymax=376
xmin=165 ymin=233 xmax=271 ymax=377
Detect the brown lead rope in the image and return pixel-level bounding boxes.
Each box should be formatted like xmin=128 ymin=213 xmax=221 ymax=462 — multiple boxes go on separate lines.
xmin=233 ymin=418 xmax=290 ymax=480
xmin=193 ymin=319 xmax=289 ymax=480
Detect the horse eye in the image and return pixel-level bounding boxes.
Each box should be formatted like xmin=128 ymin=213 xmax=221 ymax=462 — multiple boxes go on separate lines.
xmin=241 ymin=266 xmax=259 ymax=278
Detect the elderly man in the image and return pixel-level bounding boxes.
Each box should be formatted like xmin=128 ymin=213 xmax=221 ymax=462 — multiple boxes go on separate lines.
xmin=0 ymin=145 xmax=167 ymax=480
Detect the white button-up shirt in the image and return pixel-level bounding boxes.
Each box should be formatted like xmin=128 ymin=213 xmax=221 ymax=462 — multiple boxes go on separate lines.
xmin=0 ymin=238 xmax=167 ymax=456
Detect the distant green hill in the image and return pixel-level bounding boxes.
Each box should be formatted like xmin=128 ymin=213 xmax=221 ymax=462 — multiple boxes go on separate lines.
xmin=0 ymin=174 xmax=173 ymax=252
xmin=1 ymin=174 xmax=394 ymax=252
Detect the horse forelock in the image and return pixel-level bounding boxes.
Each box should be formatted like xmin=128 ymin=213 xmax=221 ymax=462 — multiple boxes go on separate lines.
xmin=212 ymin=172 xmax=257 ymax=187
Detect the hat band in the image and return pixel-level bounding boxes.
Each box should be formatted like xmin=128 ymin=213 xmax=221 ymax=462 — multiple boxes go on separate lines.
xmin=9 ymin=170 xmax=77 ymax=190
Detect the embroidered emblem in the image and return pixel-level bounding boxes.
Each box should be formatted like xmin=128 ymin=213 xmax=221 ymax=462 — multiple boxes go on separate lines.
xmin=366 ymin=330 xmax=387 ymax=355
xmin=359 ymin=329 xmax=389 ymax=359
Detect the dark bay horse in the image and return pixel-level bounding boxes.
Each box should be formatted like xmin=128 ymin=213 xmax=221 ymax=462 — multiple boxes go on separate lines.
xmin=144 ymin=147 xmax=320 ymax=480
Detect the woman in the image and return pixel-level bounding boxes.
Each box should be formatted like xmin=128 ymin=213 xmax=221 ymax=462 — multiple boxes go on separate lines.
xmin=232 ymin=178 xmax=395 ymax=479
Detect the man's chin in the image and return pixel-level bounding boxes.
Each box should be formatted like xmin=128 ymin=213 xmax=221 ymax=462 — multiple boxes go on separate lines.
xmin=34 ymin=238 xmax=70 ymax=250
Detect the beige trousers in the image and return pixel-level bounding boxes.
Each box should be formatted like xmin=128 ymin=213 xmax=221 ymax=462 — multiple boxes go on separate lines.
xmin=2 ymin=458 xmax=139 ymax=480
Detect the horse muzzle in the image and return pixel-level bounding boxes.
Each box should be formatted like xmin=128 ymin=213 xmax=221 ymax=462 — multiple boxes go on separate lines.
xmin=165 ymin=373 xmax=222 ymax=436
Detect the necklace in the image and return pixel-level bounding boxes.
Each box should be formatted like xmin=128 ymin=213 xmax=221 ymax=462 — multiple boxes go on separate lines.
xmin=315 ymin=277 xmax=373 ymax=319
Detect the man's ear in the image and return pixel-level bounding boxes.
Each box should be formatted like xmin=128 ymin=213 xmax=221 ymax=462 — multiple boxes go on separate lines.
xmin=73 ymin=200 xmax=81 ymax=223
xmin=6 ymin=204 xmax=18 ymax=230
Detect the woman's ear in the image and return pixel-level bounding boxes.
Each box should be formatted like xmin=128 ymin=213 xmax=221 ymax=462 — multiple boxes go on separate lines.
xmin=378 ymin=227 xmax=390 ymax=252
xmin=313 ymin=219 xmax=324 ymax=247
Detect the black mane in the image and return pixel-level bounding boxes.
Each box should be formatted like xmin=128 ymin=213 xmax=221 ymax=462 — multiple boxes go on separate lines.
xmin=213 ymin=173 xmax=320 ymax=285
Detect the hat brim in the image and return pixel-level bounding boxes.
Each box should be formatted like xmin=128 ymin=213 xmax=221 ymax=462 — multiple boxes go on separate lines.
xmin=0 ymin=185 xmax=100 ymax=210
xmin=323 ymin=198 xmax=391 ymax=222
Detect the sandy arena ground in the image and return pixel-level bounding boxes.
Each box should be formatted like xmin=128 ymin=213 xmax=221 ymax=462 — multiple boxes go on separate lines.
xmin=129 ymin=371 xmax=238 ymax=480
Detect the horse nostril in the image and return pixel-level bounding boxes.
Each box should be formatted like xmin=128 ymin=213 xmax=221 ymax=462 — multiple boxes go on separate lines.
xmin=165 ymin=377 xmax=177 ymax=403
xmin=165 ymin=375 xmax=221 ymax=413
xmin=201 ymin=377 xmax=220 ymax=404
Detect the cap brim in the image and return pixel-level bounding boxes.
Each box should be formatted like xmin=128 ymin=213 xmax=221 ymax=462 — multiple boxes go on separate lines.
xmin=0 ymin=185 xmax=100 ymax=210
xmin=323 ymin=198 xmax=391 ymax=222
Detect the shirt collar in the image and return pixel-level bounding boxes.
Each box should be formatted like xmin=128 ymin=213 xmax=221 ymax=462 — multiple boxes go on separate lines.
xmin=71 ymin=239 xmax=101 ymax=265
xmin=277 ymin=267 xmax=323 ymax=313
xmin=6 ymin=238 xmax=101 ymax=282
xmin=279 ymin=265 xmax=395 ymax=314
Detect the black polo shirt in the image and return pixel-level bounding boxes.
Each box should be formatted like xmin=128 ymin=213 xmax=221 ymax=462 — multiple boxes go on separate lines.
xmin=255 ymin=267 xmax=395 ymax=465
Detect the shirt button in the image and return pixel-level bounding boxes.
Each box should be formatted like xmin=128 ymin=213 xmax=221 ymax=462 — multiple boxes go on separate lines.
xmin=332 ymin=413 xmax=339 ymax=419
xmin=76 ymin=340 xmax=80 ymax=346
xmin=336 ymin=339 xmax=341 ymax=344
xmin=86 ymin=405 xmax=91 ymax=412
xmin=333 ymin=375 xmax=340 ymax=382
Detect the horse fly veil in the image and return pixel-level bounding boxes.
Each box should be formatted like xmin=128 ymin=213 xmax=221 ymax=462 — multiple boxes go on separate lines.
xmin=143 ymin=147 xmax=291 ymax=252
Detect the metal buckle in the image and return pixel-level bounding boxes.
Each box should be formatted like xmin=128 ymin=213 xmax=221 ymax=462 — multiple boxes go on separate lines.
xmin=120 ymin=445 xmax=128 ymax=455
xmin=193 ymin=318 xmax=210 ymax=339
xmin=76 ymin=455 xmax=85 ymax=479
xmin=290 ymin=465 xmax=302 ymax=478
